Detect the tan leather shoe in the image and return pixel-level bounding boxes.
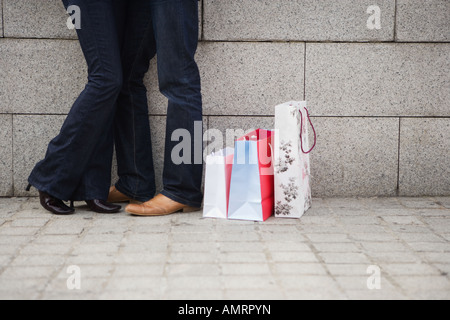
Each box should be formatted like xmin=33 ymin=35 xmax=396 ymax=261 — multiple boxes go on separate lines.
xmin=107 ymin=186 xmax=134 ymax=203
xmin=125 ymin=194 xmax=200 ymax=216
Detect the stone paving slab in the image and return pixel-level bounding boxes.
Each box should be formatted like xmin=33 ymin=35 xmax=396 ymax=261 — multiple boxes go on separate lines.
xmin=0 ymin=115 xmax=13 ymax=197
xmin=399 ymin=118 xmax=450 ymax=197
xmin=0 ymin=0 xmax=3 ymax=38
xmin=0 ymin=197 xmax=449 ymax=300
xmin=306 ymin=43 xmax=450 ymax=117
xmin=396 ymin=0 xmax=450 ymax=42
xmin=3 ymin=0 xmax=76 ymax=39
xmin=203 ymin=0 xmax=395 ymax=42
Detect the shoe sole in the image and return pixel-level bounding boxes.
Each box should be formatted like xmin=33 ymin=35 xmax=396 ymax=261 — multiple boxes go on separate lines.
xmin=87 ymin=206 xmax=122 ymax=215
xmin=126 ymin=206 xmax=201 ymax=217
xmin=44 ymin=207 xmax=75 ymax=216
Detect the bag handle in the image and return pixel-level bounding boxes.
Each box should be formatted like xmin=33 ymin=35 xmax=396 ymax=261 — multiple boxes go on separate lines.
xmin=299 ymin=107 xmax=316 ymax=154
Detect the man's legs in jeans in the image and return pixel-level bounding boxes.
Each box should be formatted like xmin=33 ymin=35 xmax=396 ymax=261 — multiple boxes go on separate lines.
xmin=154 ymin=0 xmax=203 ymax=208
xmin=115 ymin=0 xmax=203 ymax=208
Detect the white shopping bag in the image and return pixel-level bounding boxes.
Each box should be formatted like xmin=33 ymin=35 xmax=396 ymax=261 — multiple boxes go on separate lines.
xmin=274 ymin=101 xmax=316 ymax=219
xmin=202 ymin=148 xmax=234 ymax=219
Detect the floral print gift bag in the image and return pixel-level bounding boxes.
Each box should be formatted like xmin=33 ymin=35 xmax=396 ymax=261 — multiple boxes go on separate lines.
xmin=274 ymin=101 xmax=316 ymax=219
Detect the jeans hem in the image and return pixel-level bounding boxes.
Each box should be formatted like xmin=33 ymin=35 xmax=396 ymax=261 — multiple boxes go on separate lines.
xmin=27 ymin=177 xmax=106 ymax=202
xmin=27 ymin=179 xmax=66 ymax=201
xmin=115 ymin=182 xmax=153 ymax=203
xmin=160 ymin=189 xmax=203 ymax=208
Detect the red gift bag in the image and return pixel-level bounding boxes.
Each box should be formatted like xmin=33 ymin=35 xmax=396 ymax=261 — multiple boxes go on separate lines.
xmin=227 ymin=129 xmax=275 ymax=222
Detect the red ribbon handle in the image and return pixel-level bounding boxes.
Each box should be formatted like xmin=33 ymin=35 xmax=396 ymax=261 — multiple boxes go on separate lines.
xmin=299 ymin=107 xmax=316 ymax=154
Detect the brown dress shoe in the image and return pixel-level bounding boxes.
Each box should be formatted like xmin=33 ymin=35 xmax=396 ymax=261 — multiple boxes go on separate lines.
xmin=125 ymin=194 xmax=200 ymax=216
xmin=107 ymin=186 xmax=133 ymax=203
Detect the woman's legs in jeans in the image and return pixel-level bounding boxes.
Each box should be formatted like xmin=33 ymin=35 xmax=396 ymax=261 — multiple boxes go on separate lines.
xmin=114 ymin=0 xmax=157 ymax=203
xmin=28 ymin=0 xmax=125 ymax=201
xmin=73 ymin=1 xmax=128 ymax=201
xmin=155 ymin=0 xmax=203 ymax=208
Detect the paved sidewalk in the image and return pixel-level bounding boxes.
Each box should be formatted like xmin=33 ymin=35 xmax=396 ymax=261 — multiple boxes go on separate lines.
xmin=0 ymin=197 xmax=449 ymax=300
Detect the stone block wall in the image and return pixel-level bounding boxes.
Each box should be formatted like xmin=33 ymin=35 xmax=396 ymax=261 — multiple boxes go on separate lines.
xmin=0 ymin=0 xmax=449 ymax=198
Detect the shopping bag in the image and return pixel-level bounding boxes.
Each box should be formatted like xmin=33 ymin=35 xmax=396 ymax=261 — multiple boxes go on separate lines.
xmin=274 ymin=101 xmax=316 ymax=218
xmin=228 ymin=129 xmax=274 ymax=222
xmin=203 ymin=147 xmax=234 ymax=219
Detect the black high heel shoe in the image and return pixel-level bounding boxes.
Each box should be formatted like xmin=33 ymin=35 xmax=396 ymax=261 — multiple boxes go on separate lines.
xmin=87 ymin=200 xmax=121 ymax=214
xmin=70 ymin=199 xmax=121 ymax=214
xmin=27 ymin=184 xmax=75 ymax=215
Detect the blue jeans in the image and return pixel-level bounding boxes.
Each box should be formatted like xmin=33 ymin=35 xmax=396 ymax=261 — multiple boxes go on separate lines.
xmin=28 ymin=0 xmax=203 ymax=207
xmin=114 ymin=0 xmax=203 ymax=207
